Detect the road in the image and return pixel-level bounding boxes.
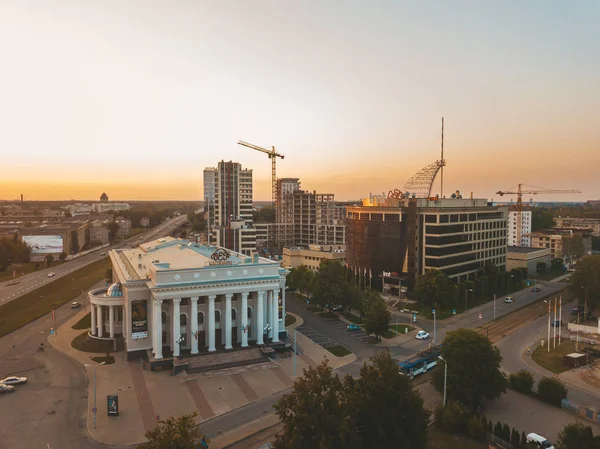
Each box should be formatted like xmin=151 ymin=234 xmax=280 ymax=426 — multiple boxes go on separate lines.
xmin=0 ymin=281 xmax=129 ymax=449
xmin=0 ymin=215 xmax=188 ymax=304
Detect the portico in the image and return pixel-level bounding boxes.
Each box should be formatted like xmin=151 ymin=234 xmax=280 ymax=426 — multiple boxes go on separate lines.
xmin=103 ymin=236 xmax=287 ymax=360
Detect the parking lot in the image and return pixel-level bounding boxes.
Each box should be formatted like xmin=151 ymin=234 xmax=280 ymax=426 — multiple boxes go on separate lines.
xmin=296 ymin=319 xmax=374 ymax=350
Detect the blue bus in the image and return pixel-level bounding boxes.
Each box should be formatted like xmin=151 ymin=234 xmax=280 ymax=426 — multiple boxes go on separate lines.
xmin=398 ymin=345 xmax=442 ymax=378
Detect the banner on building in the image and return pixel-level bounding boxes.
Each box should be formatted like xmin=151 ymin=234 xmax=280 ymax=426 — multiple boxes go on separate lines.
xmin=131 ymin=300 xmax=148 ymax=340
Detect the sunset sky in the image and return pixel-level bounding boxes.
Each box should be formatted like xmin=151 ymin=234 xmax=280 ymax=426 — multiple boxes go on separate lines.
xmin=1 ymin=1 xmax=598 ymax=202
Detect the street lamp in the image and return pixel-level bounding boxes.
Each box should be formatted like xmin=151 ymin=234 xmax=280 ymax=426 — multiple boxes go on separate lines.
xmin=464 ymin=289 xmax=473 ymax=312
xmin=175 ymin=335 xmax=184 ymax=359
xmin=264 ymin=324 xmax=272 ymax=343
xmin=432 ymin=308 xmax=436 ymax=344
xmin=438 ymin=356 xmax=448 ymax=407
xmin=85 ymin=361 xmax=106 ymax=430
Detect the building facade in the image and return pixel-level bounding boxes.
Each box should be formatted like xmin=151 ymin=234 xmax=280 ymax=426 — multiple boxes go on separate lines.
xmin=282 ymin=244 xmax=346 ymax=271
xmin=203 ymin=167 xmax=216 ymax=231
xmin=88 ymin=237 xmax=287 ymax=360
xmin=506 ymin=246 xmax=552 ymax=273
xmin=507 ymin=208 xmax=532 ymax=246
xmin=346 ymin=196 xmax=508 ymax=292
xmin=554 ymin=217 xmax=600 ymax=237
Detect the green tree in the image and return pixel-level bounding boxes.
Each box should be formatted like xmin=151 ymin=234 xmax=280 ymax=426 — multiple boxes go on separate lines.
xmin=556 ymin=422 xmax=600 ymax=449
xmin=107 ymin=220 xmax=120 ymax=242
xmin=537 ymin=376 xmax=568 ymax=407
xmin=364 ymin=292 xmax=390 ymax=339
xmin=45 ymin=254 xmax=54 ymax=267
xmin=137 ymin=412 xmax=204 ymax=449
xmin=299 ymin=269 xmax=315 ymax=300
xmin=431 ymin=329 xmax=506 ymax=410
xmin=511 ymin=428 xmax=521 ymax=448
xmin=434 ymin=401 xmax=471 ymax=435
xmin=252 ymin=207 xmax=275 ymax=223
xmin=532 ymin=207 xmax=555 ymax=231
xmin=311 ymin=260 xmax=346 ymax=310
xmin=285 ymin=265 xmax=307 ymax=291
xmin=569 ymin=255 xmax=600 ymax=310
xmin=563 ymin=234 xmax=586 ymax=259
xmin=509 ymin=369 xmax=534 ymax=394
xmin=273 ymin=361 xmax=356 ymax=449
xmin=349 ymin=351 xmax=429 ymax=449
xmin=59 ymin=251 xmax=67 ymax=261
xmin=105 ymin=266 xmax=113 ymax=282
xmin=414 ymin=270 xmax=458 ymax=309
xmin=187 ymin=212 xmax=206 ymax=233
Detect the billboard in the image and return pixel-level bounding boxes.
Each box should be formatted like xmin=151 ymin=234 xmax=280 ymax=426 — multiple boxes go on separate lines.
xmin=131 ymin=300 xmax=148 ymax=340
xmin=22 ymin=235 xmax=63 ymax=254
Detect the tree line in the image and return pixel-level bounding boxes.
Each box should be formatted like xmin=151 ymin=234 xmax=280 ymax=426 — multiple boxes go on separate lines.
xmin=286 ymin=261 xmax=391 ymax=339
xmin=0 ymin=236 xmax=31 ymax=272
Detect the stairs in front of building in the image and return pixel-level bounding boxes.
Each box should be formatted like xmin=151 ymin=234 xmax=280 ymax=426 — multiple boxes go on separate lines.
xmin=184 ymin=347 xmax=267 ymax=374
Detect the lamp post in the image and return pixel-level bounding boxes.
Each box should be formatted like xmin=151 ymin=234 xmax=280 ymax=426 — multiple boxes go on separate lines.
xmin=86 ymin=361 xmax=106 ymax=430
xmin=439 ymin=356 xmax=448 ymax=407
xmin=464 ymin=288 xmax=473 ymax=312
xmin=264 ymin=324 xmax=272 ymax=344
xmin=175 ymin=335 xmax=184 ymax=359
xmin=432 ymin=309 xmax=436 ymax=345
xmin=293 ymin=328 xmax=297 ymax=376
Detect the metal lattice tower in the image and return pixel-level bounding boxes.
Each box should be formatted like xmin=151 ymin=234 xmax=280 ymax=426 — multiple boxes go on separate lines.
xmin=401 ymin=159 xmax=446 ymax=198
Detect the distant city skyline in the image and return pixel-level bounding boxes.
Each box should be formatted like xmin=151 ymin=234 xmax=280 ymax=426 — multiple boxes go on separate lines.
xmin=1 ymin=1 xmax=598 ymax=202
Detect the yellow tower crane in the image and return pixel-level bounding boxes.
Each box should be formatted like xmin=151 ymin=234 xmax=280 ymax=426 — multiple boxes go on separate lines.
xmin=237 ymin=140 xmax=285 ymax=216
xmin=496 ymin=184 xmax=581 ymax=246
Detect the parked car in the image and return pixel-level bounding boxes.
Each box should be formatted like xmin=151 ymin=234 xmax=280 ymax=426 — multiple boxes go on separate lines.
xmin=415 ymin=330 xmax=430 ymax=340
xmin=47 ymin=272 xmax=56 ymax=277
xmin=552 ymin=319 xmax=563 ymax=327
xmin=1 ymin=376 xmax=27 ymax=385
xmin=347 ymin=324 xmax=361 ymax=332
xmin=504 ymin=296 xmax=514 ymax=303
xmin=0 ymin=384 xmax=15 ymax=394
xmin=531 ymin=287 xmax=541 ymax=292
xmin=100 ymin=252 xmax=107 ymax=256
xmin=71 ymin=301 xmax=81 ymax=309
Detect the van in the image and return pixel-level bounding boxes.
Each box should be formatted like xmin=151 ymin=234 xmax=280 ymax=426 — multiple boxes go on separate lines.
xmin=526 ymin=432 xmax=555 ymax=448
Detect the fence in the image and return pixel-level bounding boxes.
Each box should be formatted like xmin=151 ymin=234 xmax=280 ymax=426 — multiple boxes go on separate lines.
xmin=286 ymin=333 xmax=304 ymax=356
xmin=568 ymin=335 xmax=598 ymax=345
xmin=562 ymin=398 xmax=600 ymax=424
xmin=488 ymin=433 xmax=518 ymax=449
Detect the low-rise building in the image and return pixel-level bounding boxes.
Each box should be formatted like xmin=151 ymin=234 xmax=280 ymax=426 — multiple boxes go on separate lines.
xmin=506 ymin=246 xmax=552 ymax=273
xmin=140 ymin=217 xmax=150 ymax=228
xmin=282 ymin=244 xmax=346 ymax=271
xmin=554 ymin=217 xmax=600 ymax=237
xmin=115 ymin=217 xmax=132 ymax=238
xmin=526 ymin=229 xmax=592 ymax=260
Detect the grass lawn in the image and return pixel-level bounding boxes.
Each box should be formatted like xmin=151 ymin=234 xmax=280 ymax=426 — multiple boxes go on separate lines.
xmin=285 ymin=314 xmax=296 ymax=327
xmin=0 ymin=261 xmax=65 ymax=282
xmin=326 ymin=345 xmax=352 ymax=357
xmin=427 ymin=426 xmax=487 ymax=449
xmin=381 ymin=328 xmax=397 ymax=339
xmin=91 ymin=356 xmax=115 ymax=365
xmin=342 ymin=312 xmax=363 ymax=324
xmin=532 ymin=339 xmax=577 ymax=374
xmin=71 ymin=330 xmax=124 ymax=353
xmin=389 ymin=324 xmax=414 ymax=334
xmin=0 ymin=258 xmax=111 ymax=338
xmin=72 ymin=312 xmax=91 ymax=330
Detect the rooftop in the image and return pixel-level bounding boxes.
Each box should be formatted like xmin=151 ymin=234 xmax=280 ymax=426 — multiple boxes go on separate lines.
xmin=507 ymin=246 xmax=548 ymax=254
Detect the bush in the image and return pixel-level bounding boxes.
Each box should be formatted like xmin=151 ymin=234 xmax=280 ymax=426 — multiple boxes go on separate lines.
xmin=434 ymin=401 xmax=471 ymax=435
xmin=466 ymin=415 xmax=487 ymax=441
xmin=537 ymin=376 xmax=568 ymax=407
xmin=509 ymin=369 xmax=535 ymax=394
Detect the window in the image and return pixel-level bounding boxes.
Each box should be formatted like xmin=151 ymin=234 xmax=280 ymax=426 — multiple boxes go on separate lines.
xmin=215 ymin=310 xmax=221 ymax=323
xmin=161 ymin=311 xmax=167 ymax=325
xmin=247 ymin=307 xmax=252 ymax=319
xmin=198 ymin=312 xmax=204 ymax=325
xmin=180 ymin=314 xmax=187 ymax=327
xmin=232 ymin=309 xmax=237 ymax=320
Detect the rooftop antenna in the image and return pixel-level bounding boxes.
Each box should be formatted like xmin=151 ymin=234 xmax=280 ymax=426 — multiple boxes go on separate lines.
xmin=440 ymin=117 xmax=445 ymax=198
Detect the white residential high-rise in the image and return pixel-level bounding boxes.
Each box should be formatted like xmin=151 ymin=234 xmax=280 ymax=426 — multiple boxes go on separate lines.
xmin=508 ymin=208 xmax=532 ymax=246
xmin=203 ymin=167 xmax=216 ymax=229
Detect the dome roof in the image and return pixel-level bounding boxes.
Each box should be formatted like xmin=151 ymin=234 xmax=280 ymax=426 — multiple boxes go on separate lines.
xmin=106 ymin=282 xmax=123 ymax=297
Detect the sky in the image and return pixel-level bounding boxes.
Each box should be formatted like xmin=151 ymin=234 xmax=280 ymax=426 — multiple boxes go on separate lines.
xmin=0 ymin=1 xmax=599 ymax=202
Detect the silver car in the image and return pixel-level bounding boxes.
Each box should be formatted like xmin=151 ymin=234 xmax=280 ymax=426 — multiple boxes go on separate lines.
xmin=0 ymin=384 xmax=15 ymax=394
xmin=1 ymin=376 xmax=27 ymax=385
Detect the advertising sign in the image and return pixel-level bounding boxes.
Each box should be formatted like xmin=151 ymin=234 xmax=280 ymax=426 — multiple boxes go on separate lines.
xmin=22 ymin=235 xmax=63 ymax=254
xmin=131 ymin=300 xmax=148 ymax=340
xmin=107 ymin=395 xmax=119 ymax=416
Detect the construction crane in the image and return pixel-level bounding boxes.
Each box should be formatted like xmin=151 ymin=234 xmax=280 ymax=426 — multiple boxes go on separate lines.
xmin=237 ymin=140 xmax=285 ymax=218
xmin=496 ymin=184 xmax=581 ymax=246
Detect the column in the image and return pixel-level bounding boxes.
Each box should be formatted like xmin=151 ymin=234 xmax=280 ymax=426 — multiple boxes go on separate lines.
xmin=97 ymin=305 xmax=103 ymax=338
xmin=267 ymin=291 xmax=273 ymax=339
xmin=256 ymin=291 xmax=265 ymax=345
xmin=109 ymin=305 xmax=115 ymax=338
xmin=281 ymin=285 xmax=286 ymax=324
xmin=241 ymin=292 xmax=249 ymax=347
xmin=154 ymin=299 xmax=163 ymax=359
xmin=272 ymin=289 xmax=280 ymax=343
xmin=90 ymin=304 xmax=97 ymax=336
xmin=208 ymin=295 xmax=216 ymax=352
xmin=225 ymin=293 xmax=233 ymax=350
xmin=172 ymin=298 xmax=181 ymax=357
xmin=190 ymin=297 xmax=199 ymax=355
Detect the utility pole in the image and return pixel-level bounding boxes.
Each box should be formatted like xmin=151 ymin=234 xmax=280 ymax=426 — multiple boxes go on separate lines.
xmin=558 ymin=295 xmax=562 ymax=345
xmin=547 ymin=300 xmax=551 ymax=353
xmin=553 ymin=297 xmax=557 ymax=349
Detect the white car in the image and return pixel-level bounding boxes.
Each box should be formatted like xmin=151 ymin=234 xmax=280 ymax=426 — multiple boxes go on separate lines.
xmin=1 ymin=376 xmax=27 ymax=385
xmin=71 ymin=301 xmax=81 ymax=309
xmin=0 ymin=384 xmax=15 ymax=394
xmin=47 ymin=272 xmax=56 ymax=277
xmin=504 ymin=296 xmax=514 ymax=304
xmin=415 ymin=331 xmax=430 ymax=340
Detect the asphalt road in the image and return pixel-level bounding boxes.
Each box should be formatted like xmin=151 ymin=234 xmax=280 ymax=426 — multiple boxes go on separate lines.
xmin=0 ymin=281 xmax=129 ymax=449
xmin=0 ymin=215 xmax=188 ymax=304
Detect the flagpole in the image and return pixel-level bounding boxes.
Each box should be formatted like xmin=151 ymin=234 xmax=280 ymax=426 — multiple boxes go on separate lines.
xmin=553 ymin=297 xmax=557 ymax=349
xmin=559 ymin=295 xmax=562 ymax=345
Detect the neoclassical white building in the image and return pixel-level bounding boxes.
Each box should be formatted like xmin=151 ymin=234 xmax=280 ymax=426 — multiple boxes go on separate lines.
xmin=88 ymin=237 xmax=287 ymax=361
